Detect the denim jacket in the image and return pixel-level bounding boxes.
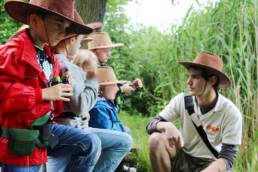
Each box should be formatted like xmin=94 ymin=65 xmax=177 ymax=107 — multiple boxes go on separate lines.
xmin=89 ymin=97 xmax=126 ymax=132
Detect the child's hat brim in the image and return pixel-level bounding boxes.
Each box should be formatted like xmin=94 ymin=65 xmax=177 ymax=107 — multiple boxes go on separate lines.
xmin=4 ymin=1 xmax=95 ymax=35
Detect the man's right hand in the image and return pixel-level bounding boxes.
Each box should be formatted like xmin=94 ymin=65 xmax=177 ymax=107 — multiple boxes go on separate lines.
xmin=157 ymin=121 xmax=182 ymax=148
xmin=42 ymin=84 xmax=73 ymax=102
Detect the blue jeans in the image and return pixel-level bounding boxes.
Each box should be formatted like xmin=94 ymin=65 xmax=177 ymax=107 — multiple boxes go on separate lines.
xmin=47 ymin=124 xmax=101 ymax=172
xmin=0 ymin=164 xmax=41 ymax=172
xmin=46 ymin=127 xmax=132 ymax=172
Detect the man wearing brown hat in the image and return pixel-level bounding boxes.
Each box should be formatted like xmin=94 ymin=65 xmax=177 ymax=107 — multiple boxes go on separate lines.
xmin=146 ymin=52 xmax=242 ymax=172
xmin=0 ymin=0 xmax=101 ymax=171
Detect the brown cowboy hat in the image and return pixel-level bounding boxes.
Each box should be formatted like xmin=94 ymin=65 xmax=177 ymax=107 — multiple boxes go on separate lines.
xmin=177 ymin=52 xmax=231 ymax=88
xmin=4 ymin=0 xmax=94 ymax=34
xmin=87 ymin=32 xmax=124 ymax=50
xmin=61 ymin=10 xmax=102 ymax=41
xmin=97 ymin=66 xmax=129 ymax=85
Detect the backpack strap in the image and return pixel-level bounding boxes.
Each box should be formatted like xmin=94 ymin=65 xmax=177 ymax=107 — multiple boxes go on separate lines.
xmin=184 ymin=93 xmax=219 ymax=158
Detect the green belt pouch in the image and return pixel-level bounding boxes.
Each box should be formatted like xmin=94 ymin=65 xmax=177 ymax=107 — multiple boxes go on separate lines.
xmin=8 ymin=128 xmax=39 ymax=156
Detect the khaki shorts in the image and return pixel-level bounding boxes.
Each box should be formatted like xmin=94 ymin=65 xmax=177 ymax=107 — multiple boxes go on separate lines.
xmin=171 ymin=148 xmax=233 ymax=172
xmin=171 ymin=148 xmax=214 ymax=172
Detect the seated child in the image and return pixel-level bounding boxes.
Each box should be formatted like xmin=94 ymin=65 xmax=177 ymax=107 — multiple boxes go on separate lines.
xmin=89 ymin=66 xmax=131 ymax=134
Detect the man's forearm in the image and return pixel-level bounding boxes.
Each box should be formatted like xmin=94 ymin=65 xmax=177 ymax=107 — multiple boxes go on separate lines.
xmin=146 ymin=114 xmax=167 ymax=134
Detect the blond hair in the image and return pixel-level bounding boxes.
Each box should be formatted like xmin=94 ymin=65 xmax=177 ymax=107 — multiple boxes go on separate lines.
xmin=73 ymin=49 xmax=98 ymax=68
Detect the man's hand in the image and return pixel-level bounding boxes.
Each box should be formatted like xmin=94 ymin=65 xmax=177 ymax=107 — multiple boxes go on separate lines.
xmin=42 ymin=84 xmax=73 ymax=102
xmin=157 ymin=122 xmax=182 ymax=148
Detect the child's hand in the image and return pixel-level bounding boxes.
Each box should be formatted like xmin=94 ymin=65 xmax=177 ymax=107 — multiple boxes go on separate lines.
xmin=132 ymin=78 xmax=143 ymax=88
xmin=125 ymin=126 xmax=130 ymax=134
xmin=81 ymin=113 xmax=90 ymax=122
xmin=42 ymin=84 xmax=73 ymax=102
xmin=63 ymin=71 xmax=73 ymax=86
xmin=121 ymin=82 xmax=135 ymax=94
xmin=84 ymin=60 xmax=98 ymax=79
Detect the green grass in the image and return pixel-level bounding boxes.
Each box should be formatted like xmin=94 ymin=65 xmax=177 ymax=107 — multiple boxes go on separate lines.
xmin=119 ymin=111 xmax=153 ymax=172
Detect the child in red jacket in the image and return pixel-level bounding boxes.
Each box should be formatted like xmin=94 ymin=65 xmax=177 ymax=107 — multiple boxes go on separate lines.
xmin=0 ymin=0 xmax=101 ymax=171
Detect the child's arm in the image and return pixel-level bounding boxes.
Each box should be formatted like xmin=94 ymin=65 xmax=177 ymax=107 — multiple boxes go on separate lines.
xmin=0 ymin=47 xmax=71 ymax=114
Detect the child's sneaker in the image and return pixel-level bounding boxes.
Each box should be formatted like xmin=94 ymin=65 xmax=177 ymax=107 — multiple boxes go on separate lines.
xmin=123 ymin=165 xmax=136 ymax=172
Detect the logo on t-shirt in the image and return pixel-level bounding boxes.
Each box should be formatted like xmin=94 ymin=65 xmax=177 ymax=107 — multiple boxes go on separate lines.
xmin=206 ymin=125 xmax=219 ymax=132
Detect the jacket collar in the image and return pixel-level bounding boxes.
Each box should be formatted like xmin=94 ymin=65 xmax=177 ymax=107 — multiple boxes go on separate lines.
xmin=20 ymin=29 xmax=54 ymax=84
xmin=20 ymin=30 xmax=51 ymax=71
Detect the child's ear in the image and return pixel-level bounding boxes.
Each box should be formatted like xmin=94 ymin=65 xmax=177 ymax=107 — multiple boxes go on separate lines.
xmin=98 ymin=86 xmax=104 ymax=97
xmin=68 ymin=37 xmax=75 ymax=45
xmin=30 ymin=14 xmax=40 ymax=27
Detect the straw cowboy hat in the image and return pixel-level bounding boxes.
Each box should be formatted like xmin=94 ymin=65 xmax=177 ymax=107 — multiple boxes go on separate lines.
xmin=177 ymin=52 xmax=231 ymax=88
xmin=80 ymin=37 xmax=93 ymax=45
xmin=61 ymin=10 xmax=102 ymax=42
xmin=87 ymin=32 xmax=124 ymax=50
xmin=4 ymin=0 xmax=95 ymax=34
xmin=97 ymin=66 xmax=129 ymax=85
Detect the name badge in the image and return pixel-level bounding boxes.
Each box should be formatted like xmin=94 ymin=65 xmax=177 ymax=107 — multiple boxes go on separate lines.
xmin=190 ymin=113 xmax=202 ymax=127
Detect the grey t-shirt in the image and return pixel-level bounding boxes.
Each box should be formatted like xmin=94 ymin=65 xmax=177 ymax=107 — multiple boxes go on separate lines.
xmin=55 ymin=54 xmax=98 ymax=118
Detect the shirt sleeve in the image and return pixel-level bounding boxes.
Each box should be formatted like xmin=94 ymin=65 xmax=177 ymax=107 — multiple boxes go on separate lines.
xmin=218 ymin=143 xmax=238 ymax=170
xmin=69 ymin=78 xmax=98 ymax=117
xmin=221 ymin=103 xmax=242 ymax=145
xmin=146 ymin=114 xmax=167 ymax=135
xmin=159 ymin=93 xmax=183 ymax=121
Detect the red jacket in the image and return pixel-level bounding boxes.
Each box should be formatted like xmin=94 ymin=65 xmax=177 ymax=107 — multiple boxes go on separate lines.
xmin=0 ymin=30 xmax=63 ymax=165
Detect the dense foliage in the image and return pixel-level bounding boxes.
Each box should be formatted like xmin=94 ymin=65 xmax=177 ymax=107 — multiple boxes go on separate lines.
xmin=0 ymin=0 xmax=23 ymax=44
xmin=104 ymin=0 xmax=257 ymax=171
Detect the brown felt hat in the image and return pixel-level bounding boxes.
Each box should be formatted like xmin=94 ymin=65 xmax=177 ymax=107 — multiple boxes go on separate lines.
xmin=97 ymin=66 xmax=129 ymax=85
xmin=87 ymin=32 xmax=124 ymax=50
xmin=177 ymin=52 xmax=231 ymax=88
xmin=61 ymin=10 xmax=102 ymax=40
xmin=4 ymin=0 xmax=94 ymax=34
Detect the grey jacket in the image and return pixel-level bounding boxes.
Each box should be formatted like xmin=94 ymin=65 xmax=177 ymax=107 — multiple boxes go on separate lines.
xmin=55 ymin=54 xmax=99 ymax=118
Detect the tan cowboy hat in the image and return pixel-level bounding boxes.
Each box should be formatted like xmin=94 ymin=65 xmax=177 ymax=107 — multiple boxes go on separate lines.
xmin=4 ymin=0 xmax=94 ymax=34
xmin=87 ymin=32 xmax=124 ymax=50
xmin=177 ymin=52 xmax=231 ymax=88
xmin=97 ymin=66 xmax=129 ymax=85
xmin=80 ymin=38 xmax=93 ymax=45
xmin=61 ymin=10 xmax=102 ymax=40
